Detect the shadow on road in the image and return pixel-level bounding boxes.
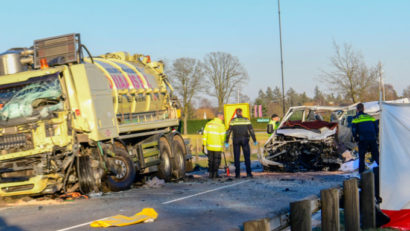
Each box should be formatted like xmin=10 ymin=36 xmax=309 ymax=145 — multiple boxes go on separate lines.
xmin=0 ymin=216 xmax=25 ymax=231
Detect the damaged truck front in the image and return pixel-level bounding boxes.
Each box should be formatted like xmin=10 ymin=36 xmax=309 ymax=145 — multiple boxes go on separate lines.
xmin=0 ymin=71 xmax=72 ymax=194
xmin=0 ymin=34 xmax=188 ymax=197
xmin=261 ymin=106 xmax=354 ymax=172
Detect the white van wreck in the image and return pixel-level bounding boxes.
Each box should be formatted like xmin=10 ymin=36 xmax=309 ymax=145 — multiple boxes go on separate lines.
xmin=260 ymin=106 xmax=353 ymax=172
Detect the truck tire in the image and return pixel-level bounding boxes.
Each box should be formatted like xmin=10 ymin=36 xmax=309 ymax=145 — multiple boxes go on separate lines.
xmin=171 ymin=134 xmax=186 ymax=180
xmin=77 ymin=156 xmax=99 ymax=194
xmin=156 ymin=137 xmax=172 ymax=182
xmin=105 ymin=148 xmax=136 ymax=192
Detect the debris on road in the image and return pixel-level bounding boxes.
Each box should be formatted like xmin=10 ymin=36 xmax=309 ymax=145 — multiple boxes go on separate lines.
xmin=0 ymin=170 xmax=350 ymax=231
xmin=88 ymin=192 xmax=103 ymax=198
xmin=143 ymin=177 xmax=165 ymax=189
xmin=0 ymin=196 xmax=64 ymax=207
xmin=59 ymin=192 xmax=88 ymax=201
xmin=90 ymin=208 xmax=158 ymax=228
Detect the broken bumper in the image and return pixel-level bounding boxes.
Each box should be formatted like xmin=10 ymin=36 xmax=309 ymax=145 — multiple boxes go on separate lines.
xmin=0 ymin=174 xmax=61 ymax=197
xmin=261 ymin=136 xmax=342 ymax=172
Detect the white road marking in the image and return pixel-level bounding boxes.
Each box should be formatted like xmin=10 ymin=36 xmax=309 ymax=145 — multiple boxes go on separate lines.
xmin=55 ymin=180 xmax=248 ymax=231
xmin=55 ymin=216 xmax=110 ymax=231
xmin=161 ymin=180 xmax=248 ymax=205
xmin=55 ymin=222 xmax=92 ymax=231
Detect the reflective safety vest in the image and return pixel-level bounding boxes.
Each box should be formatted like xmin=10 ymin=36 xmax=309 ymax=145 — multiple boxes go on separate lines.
xmin=267 ymin=120 xmax=280 ymax=134
xmin=203 ymin=118 xmax=226 ymax=151
xmin=352 ymin=112 xmax=378 ymax=141
xmin=226 ymin=116 xmax=257 ymax=142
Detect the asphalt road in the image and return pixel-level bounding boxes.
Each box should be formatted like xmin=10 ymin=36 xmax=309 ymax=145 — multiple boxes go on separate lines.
xmin=0 ymin=171 xmax=350 ymax=231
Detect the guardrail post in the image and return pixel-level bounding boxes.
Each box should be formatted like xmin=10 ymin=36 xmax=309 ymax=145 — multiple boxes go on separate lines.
xmin=243 ymin=218 xmax=270 ymax=231
xmin=321 ymin=188 xmax=340 ymax=231
xmin=290 ymin=199 xmax=311 ymax=231
xmin=361 ymin=170 xmax=376 ymax=229
xmin=344 ymin=178 xmax=360 ymax=231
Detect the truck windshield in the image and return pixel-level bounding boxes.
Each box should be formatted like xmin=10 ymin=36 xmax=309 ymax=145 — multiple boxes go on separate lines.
xmin=0 ymin=73 xmax=63 ymax=121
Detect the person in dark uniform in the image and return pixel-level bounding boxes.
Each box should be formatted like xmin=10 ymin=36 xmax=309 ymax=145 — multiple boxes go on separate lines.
xmin=226 ymin=108 xmax=257 ymax=178
xmin=352 ymin=103 xmax=379 ymax=173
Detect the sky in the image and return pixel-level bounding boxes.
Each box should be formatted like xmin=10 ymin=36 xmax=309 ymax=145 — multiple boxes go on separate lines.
xmin=1 ymin=0 xmax=409 ymax=102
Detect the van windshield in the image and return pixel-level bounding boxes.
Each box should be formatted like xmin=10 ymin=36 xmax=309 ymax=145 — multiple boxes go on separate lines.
xmin=0 ymin=73 xmax=63 ymax=122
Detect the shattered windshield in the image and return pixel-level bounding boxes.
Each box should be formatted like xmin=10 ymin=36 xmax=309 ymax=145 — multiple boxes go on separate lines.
xmin=0 ymin=73 xmax=63 ymax=121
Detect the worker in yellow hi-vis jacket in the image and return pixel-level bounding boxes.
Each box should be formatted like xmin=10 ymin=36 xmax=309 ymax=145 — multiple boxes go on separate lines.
xmin=267 ymin=114 xmax=280 ymax=134
xmin=203 ymin=112 xmax=226 ymax=179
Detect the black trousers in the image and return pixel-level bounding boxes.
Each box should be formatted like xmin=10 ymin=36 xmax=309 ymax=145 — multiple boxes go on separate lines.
xmin=233 ymin=138 xmax=251 ymax=177
xmin=208 ymin=150 xmax=221 ymax=178
xmin=358 ymin=139 xmax=379 ymax=173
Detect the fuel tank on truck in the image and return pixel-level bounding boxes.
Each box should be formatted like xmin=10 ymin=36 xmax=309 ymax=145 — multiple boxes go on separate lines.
xmin=82 ymin=52 xmax=178 ymax=134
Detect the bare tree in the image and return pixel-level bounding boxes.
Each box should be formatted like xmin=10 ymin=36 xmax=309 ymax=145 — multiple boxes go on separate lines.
xmin=364 ymin=82 xmax=398 ymax=101
xmin=383 ymin=84 xmax=398 ymax=100
xmin=313 ymin=86 xmax=326 ymax=105
xmin=322 ymin=43 xmax=379 ymax=103
xmin=203 ymin=52 xmax=248 ymax=110
xmin=199 ymin=98 xmax=214 ymax=109
xmin=169 ymin=58 xmax=204 ymax=134
xmin=403 ymin=85 xmax=410 ymax=98
xmin=239 ymin=91 xmax=250 ymax=103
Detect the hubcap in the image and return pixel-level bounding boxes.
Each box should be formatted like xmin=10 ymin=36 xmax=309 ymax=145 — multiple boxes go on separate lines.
xmin=114 ymin=159 xmax=127 ymax=179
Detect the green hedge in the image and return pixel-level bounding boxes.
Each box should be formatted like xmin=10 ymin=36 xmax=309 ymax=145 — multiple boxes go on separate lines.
xmin=182 ymin=118 xmax=269 ymax=134
xmin=180 ymin=119 xmax=209 ymax=134
xmin=250 ymin=118 xmax=269 ymax=130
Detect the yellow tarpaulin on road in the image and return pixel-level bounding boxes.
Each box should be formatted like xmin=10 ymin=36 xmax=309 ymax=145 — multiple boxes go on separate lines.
xmin=90 ymin=208 xmax=158 ymax=228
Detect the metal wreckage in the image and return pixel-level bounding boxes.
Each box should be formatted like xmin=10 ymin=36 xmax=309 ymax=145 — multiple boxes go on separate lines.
xmin=260 ymin=105 xmax=361 ymax=172
xmin=260 ymin=99 xmax=409 ymax=172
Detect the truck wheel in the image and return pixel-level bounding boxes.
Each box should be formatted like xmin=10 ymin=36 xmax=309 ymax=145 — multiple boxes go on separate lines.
xmin=105 ymin=148 xmax=136 ymax=192
xmin=171 ymin=135 xmax=186 ymax=180
xmin=77 ymin=156 xmax=98 ymax=194
xmin=156 ymin=137 xmax=172 ymax=182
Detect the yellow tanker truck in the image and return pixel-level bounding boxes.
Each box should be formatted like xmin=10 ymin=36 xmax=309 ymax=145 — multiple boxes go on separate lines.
xmin=0 ymin=34 xmax=188 ymax=196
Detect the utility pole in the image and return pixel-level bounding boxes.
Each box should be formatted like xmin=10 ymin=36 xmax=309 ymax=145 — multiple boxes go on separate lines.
xmin=378 ymin=62 xmax=385 ymax=102
xmin=278 ymin=0 xmax=286 ymax=115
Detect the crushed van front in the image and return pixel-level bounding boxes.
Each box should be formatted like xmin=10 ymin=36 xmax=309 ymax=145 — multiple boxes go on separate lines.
xmin=261 ymin=106 xmax=347 ymax=172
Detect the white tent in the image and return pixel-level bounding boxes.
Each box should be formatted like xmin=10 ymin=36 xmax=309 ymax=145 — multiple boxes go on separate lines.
xmin=380 ymin=102 xmax=410 ymax=210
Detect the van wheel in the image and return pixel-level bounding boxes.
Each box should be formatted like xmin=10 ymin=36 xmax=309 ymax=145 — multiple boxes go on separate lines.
xmin=105 ymin=148 xmax=136 ymax=192
xmin=156 ymin=137 xmax=172 ymax=182
xmin=171 ymin=135 xmax=186 ymax=180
